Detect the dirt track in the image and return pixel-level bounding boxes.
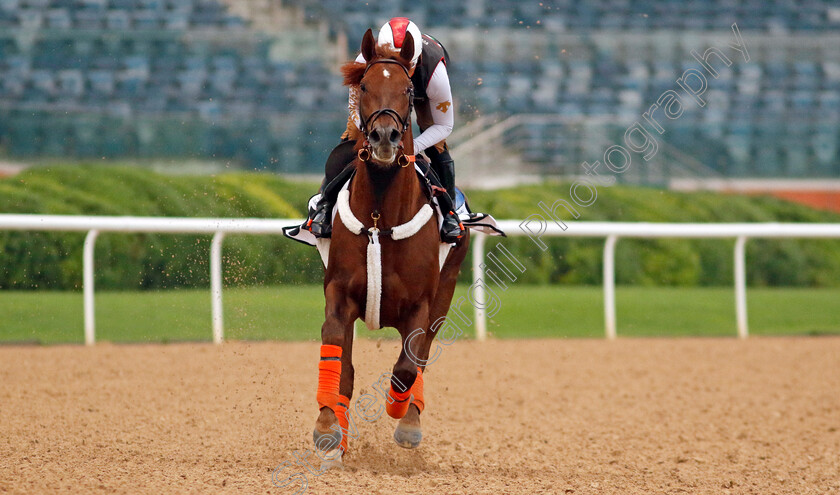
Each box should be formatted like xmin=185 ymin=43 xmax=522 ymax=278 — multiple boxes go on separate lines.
xmin=1 ymin=337 xmax=839 ymax=494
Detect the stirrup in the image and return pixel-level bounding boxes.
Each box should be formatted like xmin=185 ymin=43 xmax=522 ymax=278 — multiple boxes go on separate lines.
xmin=440 ymin=210 xmax=465 ymax=243
xmin=308 ymin=201 xmax=333 ymax=238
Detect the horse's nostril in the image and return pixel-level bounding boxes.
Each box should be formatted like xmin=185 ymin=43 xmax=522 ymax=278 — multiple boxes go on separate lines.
xmin=369 ymin=129 xmax=381 ymax=143
xmin=389 ymin=129 xmax=401 ymax=145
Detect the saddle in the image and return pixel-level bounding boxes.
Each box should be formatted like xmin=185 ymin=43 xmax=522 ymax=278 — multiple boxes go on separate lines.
xmin=286 ymin=164 xmax=501 ymax=242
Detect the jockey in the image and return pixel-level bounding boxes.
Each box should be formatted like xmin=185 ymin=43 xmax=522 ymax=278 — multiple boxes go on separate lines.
xmin=305 ymin=17 xmax=465 ymax=243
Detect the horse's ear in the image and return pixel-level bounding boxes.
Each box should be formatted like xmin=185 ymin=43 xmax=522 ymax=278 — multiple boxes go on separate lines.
xmin=361 ymin=28 xmax=376 ymax=62
xmin=399 ymin=32 xmax=415 ymax=67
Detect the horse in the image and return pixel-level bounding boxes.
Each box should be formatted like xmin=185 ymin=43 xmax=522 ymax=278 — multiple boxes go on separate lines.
xmin=311 ymin=28 xmax=470 ymax=463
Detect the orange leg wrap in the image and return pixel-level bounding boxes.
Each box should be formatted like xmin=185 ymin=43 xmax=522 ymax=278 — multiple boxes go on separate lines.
xmin=316 ymin=345 xmax=342 ymax=411
xmin=334 ymin=394 xmax=351 ymax=452
xmin=410 ymin=367 xmax=425 ymax=413
xmin=386 ymin=380 xmax=413 ymax=419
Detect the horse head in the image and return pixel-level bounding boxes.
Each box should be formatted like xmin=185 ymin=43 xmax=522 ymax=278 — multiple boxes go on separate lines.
xmin=354 ymin=28 xmax=416 ymax=167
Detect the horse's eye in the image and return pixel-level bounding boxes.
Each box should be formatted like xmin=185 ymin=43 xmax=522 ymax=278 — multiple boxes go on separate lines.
xmin=405 ymin=86 xmax=412 ymax=94
xmin=360 ymin=83 xmax=366 ymax=93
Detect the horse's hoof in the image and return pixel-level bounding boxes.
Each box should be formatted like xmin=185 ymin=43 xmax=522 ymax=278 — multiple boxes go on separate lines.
xmin=313 ymin=426 xmax=342 ymax=453
xmin=393 ymin=423 xmax=422 ymax=449
xmin=318 ymin=449 xmax=344 ymax=471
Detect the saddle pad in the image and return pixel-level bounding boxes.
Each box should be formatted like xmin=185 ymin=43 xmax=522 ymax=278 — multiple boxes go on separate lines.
xmin=282 ymin=166 xmax=506 ymax=269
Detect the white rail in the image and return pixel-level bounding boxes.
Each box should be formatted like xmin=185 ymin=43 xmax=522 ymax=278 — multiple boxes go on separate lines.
xmin=2 ymin=215 xmax=839 ymax=343
xmin=0 ymin=214 xmax=301 ymax=345
xmin=472 ymin=221 xmax=840 ymax=341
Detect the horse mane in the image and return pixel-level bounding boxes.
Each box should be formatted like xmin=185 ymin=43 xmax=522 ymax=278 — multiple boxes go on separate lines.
xmin=341 ymin=43 xmax=407 ymax=87
xmin=341 ymin=61 xmax=366 ymax=86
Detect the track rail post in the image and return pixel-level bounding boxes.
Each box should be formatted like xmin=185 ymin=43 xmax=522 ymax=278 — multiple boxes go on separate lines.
xmin=211 ymin=232 xmax=225 ymax=344
xmin=734 ymin=236 xmax=749 ymax=339
xmin=472 ymin=233 xmax=487 ymax=341
xmin=603 ymin=235 xmax=618 ymax=340
xmin=83 ymin=229 xmax=99 ymax=346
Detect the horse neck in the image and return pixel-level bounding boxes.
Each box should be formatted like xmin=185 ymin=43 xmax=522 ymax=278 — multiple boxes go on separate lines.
xmin=350 ymin=142 xmax=424 ymax=229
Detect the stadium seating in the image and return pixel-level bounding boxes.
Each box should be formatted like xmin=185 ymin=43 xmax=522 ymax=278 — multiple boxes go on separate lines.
xmin=0 ymin=0 xmax=348 ymax=171
xmin=0 ymin=0 xmax=838 ymax=176
xmin=285 ymin=0 xmax=840 ymax=32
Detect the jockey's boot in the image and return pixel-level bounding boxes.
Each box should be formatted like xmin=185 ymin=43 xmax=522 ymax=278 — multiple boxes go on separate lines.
xmin=435 ymin=157 xmax=466 ymax=243
xmin=441 ymin=208 xmax=464 ymax=243
xmin=308 ymin=196 xmax=332 ymax=238
xmin=306 ymin=165 xmax=356 ymax=239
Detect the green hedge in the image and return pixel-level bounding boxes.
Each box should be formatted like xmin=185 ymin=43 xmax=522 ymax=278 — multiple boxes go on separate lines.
xmin=0 ymin=165 xmax=324 ymax=290
xmin=2 ymin=165 xmax=840 ymax=289
xmin=467 ymin=183 xmax=840 ymax=287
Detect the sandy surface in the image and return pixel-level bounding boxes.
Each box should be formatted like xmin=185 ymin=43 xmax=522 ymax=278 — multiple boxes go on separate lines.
xmin=1 ymin=337 xmax=839 ymax=494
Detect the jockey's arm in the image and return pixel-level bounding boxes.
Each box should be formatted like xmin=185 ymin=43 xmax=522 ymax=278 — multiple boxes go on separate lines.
xmin=413 ymin=61 xmax=454 ymax=154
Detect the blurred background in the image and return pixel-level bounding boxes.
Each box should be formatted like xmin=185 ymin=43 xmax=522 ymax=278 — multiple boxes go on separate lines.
xmin=1 ymin=0 xmax=839 ymax=184
xmin=1 ymin=0 xmax=839 ymax=343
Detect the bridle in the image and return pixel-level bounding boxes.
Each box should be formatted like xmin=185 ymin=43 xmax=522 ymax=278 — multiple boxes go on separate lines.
xmin=357 ymin=58 xmax=415 ymax=167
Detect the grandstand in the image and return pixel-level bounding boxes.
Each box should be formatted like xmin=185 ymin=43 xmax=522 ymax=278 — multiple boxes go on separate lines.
xmin=287 ymin=0 xmax=840 ymax=33
xmin=0 ymin=0 xmax=346 ymax=171
xmin=0 ymin=0 xmax=839 ymax=182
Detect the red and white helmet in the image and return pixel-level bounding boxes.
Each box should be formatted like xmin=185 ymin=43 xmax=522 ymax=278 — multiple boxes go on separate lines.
xmin=377 ymin=17 xmax=422 ymax=68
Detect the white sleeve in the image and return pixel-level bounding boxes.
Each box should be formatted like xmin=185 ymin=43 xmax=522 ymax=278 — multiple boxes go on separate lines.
xmin=414 ymin=61 xmax=454 ymax=154
xmin=349 ymin=53 xmax=366 ymax=129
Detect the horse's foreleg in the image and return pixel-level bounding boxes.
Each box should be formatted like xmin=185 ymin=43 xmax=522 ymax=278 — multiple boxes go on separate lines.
xmin=314 ymin=282 xmax=358 ymax=459
xmin=392 ymin=238 xmax=470 ymax=450
xmin=420 ymin=232 xmax=471 ymax=372
xmin=389 ymin=299 xmax=431 ymax=449
xmin=387 ymin=300 xmax=430 ymax=420
xmin=398 ymin=235 xmax=471 ymax=427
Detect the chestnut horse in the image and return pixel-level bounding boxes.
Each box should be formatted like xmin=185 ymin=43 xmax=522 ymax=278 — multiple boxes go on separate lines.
xmin=312 ymin=29 xmax=469 ymax=462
